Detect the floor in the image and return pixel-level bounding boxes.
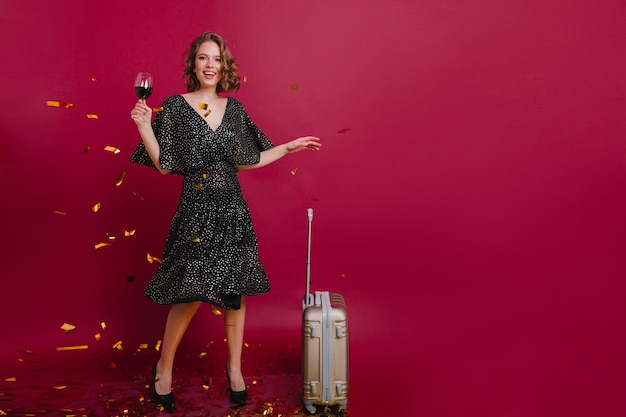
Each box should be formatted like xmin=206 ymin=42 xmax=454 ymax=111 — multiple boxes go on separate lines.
xmin=0 ymin=340 xmax=350 ymax=417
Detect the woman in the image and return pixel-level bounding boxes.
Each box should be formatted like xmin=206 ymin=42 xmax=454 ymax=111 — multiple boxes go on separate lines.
xmin=129 ymin=32 xmax=321 ymax=411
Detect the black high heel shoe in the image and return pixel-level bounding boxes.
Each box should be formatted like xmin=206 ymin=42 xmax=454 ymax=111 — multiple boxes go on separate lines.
xmin=151 ymin=363 xmax=175 ymax=411
xmin=225 ymin=363 xmax=247 ymax=406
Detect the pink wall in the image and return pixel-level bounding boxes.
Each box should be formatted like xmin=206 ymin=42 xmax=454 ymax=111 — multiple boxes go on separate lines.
xmin=2 ymin=0 xmax=625 ymax=415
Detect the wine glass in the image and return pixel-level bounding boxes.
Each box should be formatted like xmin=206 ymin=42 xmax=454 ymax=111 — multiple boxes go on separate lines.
xmin=134 ymin=72 xmax=153 ymax=100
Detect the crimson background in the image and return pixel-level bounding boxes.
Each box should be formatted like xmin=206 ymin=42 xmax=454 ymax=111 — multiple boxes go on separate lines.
xmin=1 ymin=1 xmax=625 ymax=416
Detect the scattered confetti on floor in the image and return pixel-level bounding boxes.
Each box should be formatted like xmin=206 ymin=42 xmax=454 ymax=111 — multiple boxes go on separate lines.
xmin=0 ymin=343 xmax=351 ymax=417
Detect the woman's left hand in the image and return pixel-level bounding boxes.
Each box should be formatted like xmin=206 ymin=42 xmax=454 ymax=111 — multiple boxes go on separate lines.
xmin=285 ymin=136 xmax=322 ymax=153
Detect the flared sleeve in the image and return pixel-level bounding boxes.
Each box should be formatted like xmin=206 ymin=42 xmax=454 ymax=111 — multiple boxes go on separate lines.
xmin=129 ymin=96 xmax=186 ymax=175
xmin=229 ymin=98 xmax=274 ymax=166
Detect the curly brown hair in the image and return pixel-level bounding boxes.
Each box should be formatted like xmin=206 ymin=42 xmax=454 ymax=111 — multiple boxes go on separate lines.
xmin=182 ymin=32 xmax=240 ymax=93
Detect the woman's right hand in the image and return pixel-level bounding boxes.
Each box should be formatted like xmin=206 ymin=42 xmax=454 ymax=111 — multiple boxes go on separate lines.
xmin=130 ymin=99 xmax=152 ymax=126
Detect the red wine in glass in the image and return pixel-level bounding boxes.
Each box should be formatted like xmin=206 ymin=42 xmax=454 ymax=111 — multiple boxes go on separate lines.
xmin=134 ymin=72 xmax=153 ymax=99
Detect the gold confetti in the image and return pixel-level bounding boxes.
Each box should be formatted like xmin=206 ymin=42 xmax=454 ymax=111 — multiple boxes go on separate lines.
xmin=195 ymin=182 xmax=202 ymax=189
xmin=155 ymin=339 xmax=162 ymax=351
xmin=46 ymin=100 xmax=73 ymax=108
xmin=115 ymin=171 xmax=126 ymax=186
xmin=202 ymin=173 xmax=213 ymax=179
xmin=112 ymin=341 xmax=123 ymax=351
xmin=147 ymin=253 xmax=163 ymax=264
xmin=211 ymin=306 xmax=222 ymax=316
xmin=153 ymin=107 xmax=164 ymax=112
xmin=53 ymin=385 xmax=67 ymax=390
xmin=104 ymin=146 xmax=120 ymax=154
xmin=60 ymin=323 xmax=76 ymax=333
xmin=198 ymin=352 xmax=207 ymax=358
xmin=4 ymin=377 xmax=16 ymax=382
xmin=94 ymin=242 xmax=111 ymax=249
xmin=16 ymin=358 xmax=24 ymax=362
xmin=95 ymin=333 xmax=101 ymax=340
xmin=22 ymin=349 xmax=34 ymax=354
xmin=91 ymin=202 xmax=101 ymax=212
xmin=123 ymin=228 xmax=136 ymax=237
xmin=202 ymin=377 xmax=213 ymax=389
xmin=243 ymin=75 xmax=248 ymax=83
xmin=191 ymin=237 xmax=200 ymax=243
xmin=86 ymin=114 xmax=99 ymax=119
xmin=290 ymin=84 xmax=299 ymax=90
xmin=198 ymin=102 xmax=211 ymax=117
xmin=290 ymin=168 xmax=298 ymax=176
xmin=53 ymin=210 xmax=67 ymax=215
xmin=91 ymin=76 xmax=99 ymax=82
xmin=139 ymin=343 xmax=148 ymax=349
xmin=56 ymin=345 xmax=88 ymax=351
xmin=101 ymin=322 xmax=107 ymax=330
xmin=107 ymin=232 xmax=116 ymax=240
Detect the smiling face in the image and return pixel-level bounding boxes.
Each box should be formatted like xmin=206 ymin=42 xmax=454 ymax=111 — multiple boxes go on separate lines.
xmin=194 ymin=41 xmax=222 ymax=90
xmin=183 ymin=32 xmax=240 ymax=93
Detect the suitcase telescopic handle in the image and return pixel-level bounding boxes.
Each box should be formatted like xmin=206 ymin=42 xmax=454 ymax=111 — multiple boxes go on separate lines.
xmin=303 ymin=208 xmax=314 ymax=309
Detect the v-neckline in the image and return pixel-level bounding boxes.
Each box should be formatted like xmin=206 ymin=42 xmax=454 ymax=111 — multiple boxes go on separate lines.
xmin=180 ymin=95 xmax=230 ymax=133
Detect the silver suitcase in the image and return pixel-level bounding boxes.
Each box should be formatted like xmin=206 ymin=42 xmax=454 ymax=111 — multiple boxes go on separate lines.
xmin=301 ymin=208 xmax=349 ymax=414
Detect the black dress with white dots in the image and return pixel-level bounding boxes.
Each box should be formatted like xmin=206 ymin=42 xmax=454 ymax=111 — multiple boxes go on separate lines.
xmin=130 ymin=95 xmax=274 ymax=310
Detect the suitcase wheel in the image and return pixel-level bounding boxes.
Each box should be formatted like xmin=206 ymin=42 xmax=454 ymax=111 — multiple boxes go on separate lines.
xmin=303 ymin=404 xmax=347 ymax=416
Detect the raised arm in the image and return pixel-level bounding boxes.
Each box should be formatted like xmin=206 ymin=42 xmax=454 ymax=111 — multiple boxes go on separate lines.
xmin=131 ymin=99 xmax=172 ymax=175
xmin=236 ymin=136 xmax=321 ymax=172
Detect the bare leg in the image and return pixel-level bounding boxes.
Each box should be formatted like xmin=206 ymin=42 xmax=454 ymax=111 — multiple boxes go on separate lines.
xmin=154 ymin=301 xmax=202 ymax=395
xmin=224 ymin=296 xmax=246 ymax=392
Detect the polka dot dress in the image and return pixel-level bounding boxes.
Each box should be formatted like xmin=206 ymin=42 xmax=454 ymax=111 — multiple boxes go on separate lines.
xmin=130 ymin=95 xmax=274 ymax=310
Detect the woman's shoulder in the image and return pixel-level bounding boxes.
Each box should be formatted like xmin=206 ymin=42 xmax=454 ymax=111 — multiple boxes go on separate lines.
xmin=163 ymin=94 xmax=185 ymax=104
xmin=157 ymin=95 xmax=188 ymax=113
xmin=226 ymin=96 xmax=248 ymax=114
